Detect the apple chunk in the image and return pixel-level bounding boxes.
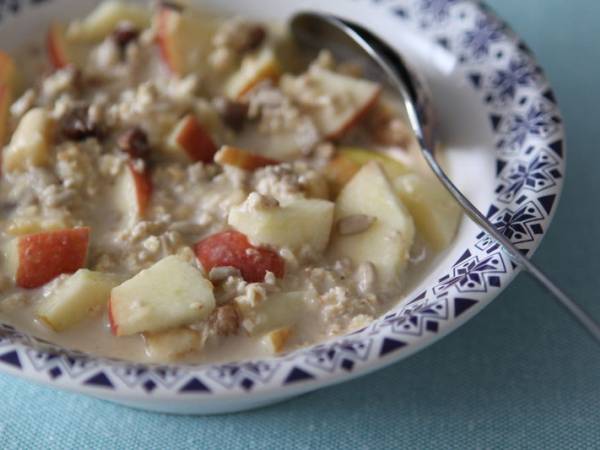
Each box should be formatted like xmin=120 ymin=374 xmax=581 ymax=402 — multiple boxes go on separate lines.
xmin=113 ymin=162 xmax=152 ymax=222
xmin=225 ymin=47 xmax=281 ymax=99
xmin=214 ymin=145 xmax=279 ymax=171
xmin=325 ymin=147 xmax=409 ymax=197
xmin=394 ymin=174 xmax=462 ymax=251
xmin=281 ymin=67 xmax=381 ymax=140
xmin=194 ymin=230 xmax=285 ymax=283
xmin=156 ymin=4 xmax=217 ymax=76
xmin=109 ymin=255 xmax=215 ymax=336
xmin=143 ymin=327 xmax=202 ymax=362
xmin=329 ymin=162 xmax=415 ymax=285
xmin=66 ymin=1 xmax=150 ymax=42
xmin=228 ymin=196 xmax=335 ymax=254
xmin=3 ymin=108 xmax=54 ymax=173
xmin=260 ymin=326 xmax=293 ymax=354
xmin=5 ymin=227 xmax=90 ymax=289
xmin=166 ymin=114 xmax=217 ymax=163
xmin=47 ymin=23 xmax=74 ymax=69
xmin=37 ymin=269 xmax=121 ymax=332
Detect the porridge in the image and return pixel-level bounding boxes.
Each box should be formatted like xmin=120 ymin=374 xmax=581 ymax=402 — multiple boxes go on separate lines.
xmin=0 ymin=1 xmax=461 ymax=363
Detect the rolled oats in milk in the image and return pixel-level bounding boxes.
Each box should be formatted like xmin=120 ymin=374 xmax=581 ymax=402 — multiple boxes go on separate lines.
xmin=0 ymin=1 xmax=461 ymax=363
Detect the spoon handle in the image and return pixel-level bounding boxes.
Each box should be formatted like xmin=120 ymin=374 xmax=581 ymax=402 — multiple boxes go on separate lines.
xmin=421 ymin=150 xmax=600 ymax=343
xmin=324 ymin=15 xmax=600 ymax=342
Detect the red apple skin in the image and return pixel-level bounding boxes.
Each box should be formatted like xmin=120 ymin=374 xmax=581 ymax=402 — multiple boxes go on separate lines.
xmin=215 ymin=146 xmax=279 ymax=171
xmin=46 ymin=24 xmax=70 ymax=70
xmin=194 ymin=230 xmax=285 ymax=283
xmin=15 ymin=227 xmax=90 ymax=289
xmin=128 ymin=162 xmax=153 ymax=216
xmin=156 ymin=9 xmax=174 ymax=73
xmin=174 ymin=115 xmax=217 ymax=163
xmin=156 ymin=7 xmax=183 ymax=75
xmin=327 ymin=87 xmax=382 ymax=141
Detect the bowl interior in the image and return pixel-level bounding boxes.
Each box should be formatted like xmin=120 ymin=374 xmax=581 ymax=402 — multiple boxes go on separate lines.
xmin=0 ymin=0 xmax=565 ymax=411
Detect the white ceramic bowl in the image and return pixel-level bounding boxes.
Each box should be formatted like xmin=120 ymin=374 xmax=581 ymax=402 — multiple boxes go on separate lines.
xmin=0 ymin=0 xmax=565 ymax=414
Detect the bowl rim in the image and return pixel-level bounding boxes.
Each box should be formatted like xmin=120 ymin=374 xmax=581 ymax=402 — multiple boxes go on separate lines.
xmin=0 ymin=0 xmax=566 ymax=406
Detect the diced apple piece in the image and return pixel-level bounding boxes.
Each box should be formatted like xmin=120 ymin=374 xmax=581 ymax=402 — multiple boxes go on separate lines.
xmin=281 ymin=67 xmax=381 ymax=140
xmin=339 ymin=147 xmax=409 ymax=179
xmin=109 ymin=255 xmax=215 ymax=336
xmin=260 ymin=326 xmax=293 ymax=354
xmin=194 ymin=230 xmax=284 ymax=283
xmin=325 ymin=147 xmax=410 ymax=197
xmin=166 ymin=114 xmax=217 ymax=163
xmin=225 ymin=47 xmax=281 ymax=99
xmin=324 ymin=154 xmax=361 ymax=198
xmin=47 ymin=23 xmax=74 ymax=69
xmin=214 ymin=145 xmax=279 ymax=171
xmin=236 ymin=291 xmax=304 ymax=336
xmin=3 ymin=108 xmax=54 ymax=173
xmin=235 ymin=119 xmax=319 ymax=161
xmin=394 ymin=173 xmax=462 ymax=250
xmin=37 ymin=269 xmax=121 ymax=332
xmin=67 ymin=1 xmax=150 ymax=42
xmin=156 ymin=4 xmax=218 ymax=76
xmin=113 ymin=162 xmax=152 ymax=221
xmin=329 ymin=162 xmax=415 ymax=285
xmin=144 ymin=327 xmax=202 ymax=361
xmin=228 ymin=197 xmax=335 ymax=253
xmin=7 ymin=216 xmax=68 ymax=237
xmin=4 ymin=227 xmax=90 ymax=289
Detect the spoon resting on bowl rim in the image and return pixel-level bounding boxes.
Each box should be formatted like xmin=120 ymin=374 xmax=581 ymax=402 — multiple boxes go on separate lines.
xmin=291 ymin=12 xmax=600 ymax=343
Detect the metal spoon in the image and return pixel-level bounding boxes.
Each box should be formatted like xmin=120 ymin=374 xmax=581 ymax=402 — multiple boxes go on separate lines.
xmin=291 ymin=12 xmax=600 ymax=342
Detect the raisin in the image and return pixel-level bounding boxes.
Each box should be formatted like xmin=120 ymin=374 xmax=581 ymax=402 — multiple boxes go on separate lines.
xmin=214 ymin=98 xmax=249 ymax=132
xmin=117 ymin=127 xmax=151 ymax=160
xmin=60 ymin=107 xmax=101 ymax=141
xmin=112 ymin=24 xmax=140 ymax=50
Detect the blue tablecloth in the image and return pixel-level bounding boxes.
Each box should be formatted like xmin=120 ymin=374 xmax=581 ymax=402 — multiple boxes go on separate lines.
xmin=2 ymin=1 xmax=599 ymax=448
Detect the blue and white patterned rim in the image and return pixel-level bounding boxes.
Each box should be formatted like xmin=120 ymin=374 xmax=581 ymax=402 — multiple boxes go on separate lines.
xmin=0 ymin=0 xmax=565 ymax=400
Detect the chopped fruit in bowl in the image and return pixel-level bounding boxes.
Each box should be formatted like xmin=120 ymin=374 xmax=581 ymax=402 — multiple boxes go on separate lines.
xmin=0 ymin=0 xmax=461 ymax=366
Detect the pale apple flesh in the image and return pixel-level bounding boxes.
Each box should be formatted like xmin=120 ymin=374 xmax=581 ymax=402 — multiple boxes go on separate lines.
xmin=143 ymin=328 xmax=202 ymax=362
xmin=109 ymin=255 xmax=216 ymax=336
xmin=155 ymin=5 xmax=218 ymax=76
xmin=113 ymin=162 xmax=152 ymax=223
xmin=225 ymin=47 xmax=281 ymax=99
xmin=260 ymin=326 xmax=293 ymax=354
xmin=228 ymin=197 xmax=335 ymax=253
xmin=37 ymin=269 xmax=121 ymax=332
xmin=281 ymin=67 xmax=382 ymax=140
xmin=329 ymin=162 xmax=415 ymax=286
xmin=214 ymin=145 xmax=279 ymax=171
xmin=66 ymin=1 xmax=150 ymax=42
xmin=166 ymin=114 xmax=217 ymax=163
xmin=3 ymin=108 xmax=54 ymax=173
